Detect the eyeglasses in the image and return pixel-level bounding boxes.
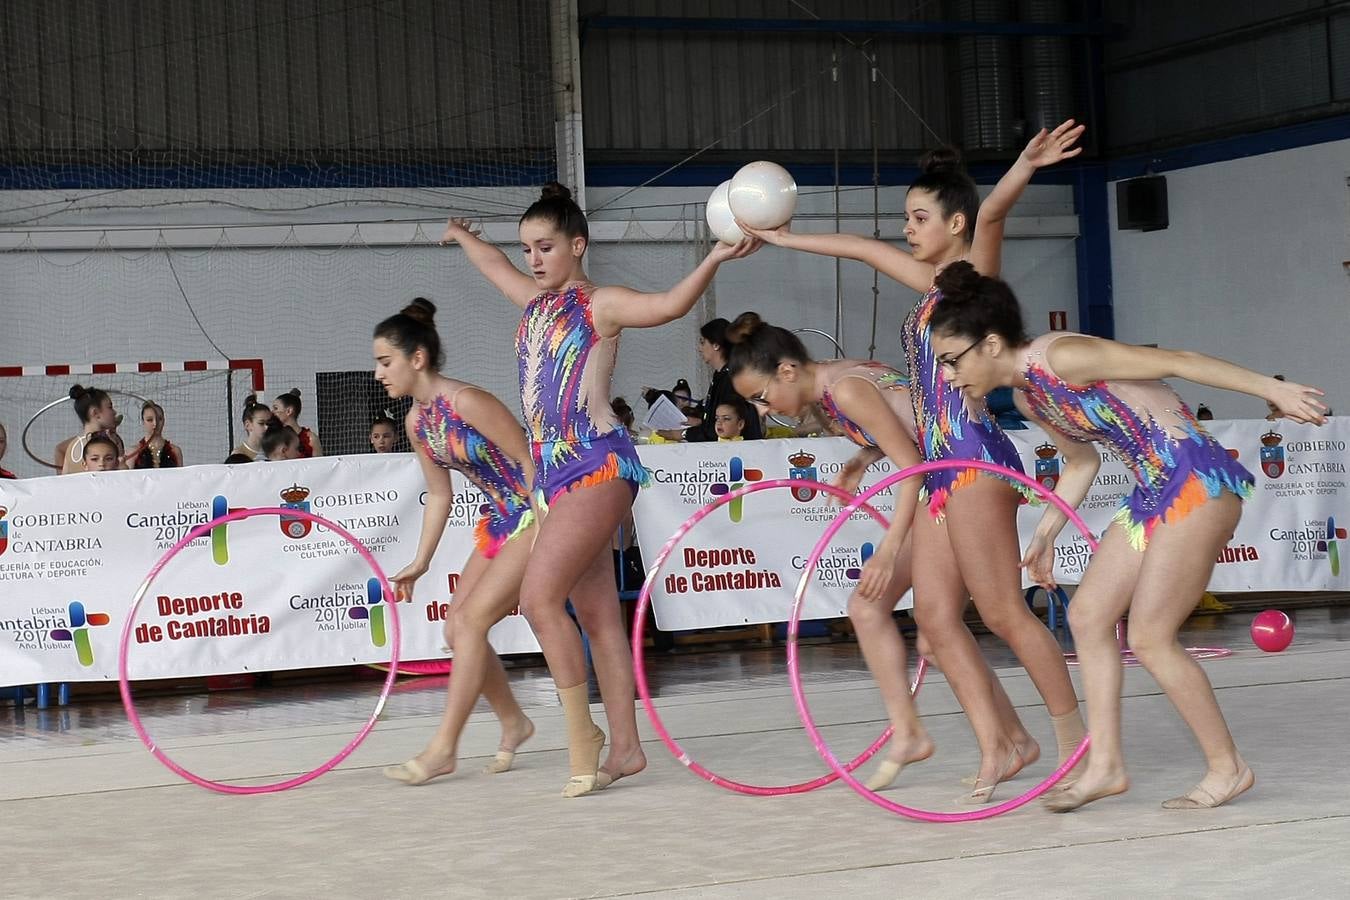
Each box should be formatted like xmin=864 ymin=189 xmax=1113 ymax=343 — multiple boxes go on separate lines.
xmin=937 ymin=337 xmax=986 ymax=371
xmin=748 ymin=375 xmax=774 ymax=407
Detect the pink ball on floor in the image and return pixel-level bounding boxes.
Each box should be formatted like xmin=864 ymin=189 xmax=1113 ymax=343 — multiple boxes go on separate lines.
xmin=1250 ymin=609 xmax=1294 ymax=652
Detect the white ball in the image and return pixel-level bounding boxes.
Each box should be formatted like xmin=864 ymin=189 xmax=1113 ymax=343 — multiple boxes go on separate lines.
xmin=727 ymin=161 xmax=798 ymax=229
xmin=705 ymin=180 xmax=745 ymax=245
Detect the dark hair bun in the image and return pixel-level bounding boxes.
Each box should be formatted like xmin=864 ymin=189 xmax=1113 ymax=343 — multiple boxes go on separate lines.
xmin=918 ymin=146 xmax=964 ymax=177
xmin=725 ymin=312 xmax=767 ymax=345
xmin=244 ymin=393 xmax=258 ymax=407
xmin=69 ymin=384 xmax=87 ymax=400
xmin=935 ymin=260 xmax=981 ymax=297
xmin=402 ymin=297 xmax=437 ymax=325
xmin=286 ymin=388 xmax=302 ymax=397
xmin=540 ymin=181 xmax=572 ymax=202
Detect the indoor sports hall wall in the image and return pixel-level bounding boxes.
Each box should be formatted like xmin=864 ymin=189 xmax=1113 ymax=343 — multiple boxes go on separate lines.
xmin=1108 ymin=136 xmax=1350 ymax=419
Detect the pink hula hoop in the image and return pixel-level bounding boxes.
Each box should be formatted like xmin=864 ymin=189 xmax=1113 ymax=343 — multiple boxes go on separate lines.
xmin=632 ymin=478 xmax=928 ymax=796
xmin=790 ymin=459 xmax=1092 ymax=822
xmin=118 ymin=506 xmax=400 ymax=795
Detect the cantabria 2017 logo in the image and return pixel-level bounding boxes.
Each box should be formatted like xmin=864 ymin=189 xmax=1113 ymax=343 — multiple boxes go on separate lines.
xmin=844 ymin=543 xmax=876 ymax=580
xmin=344 ymin=578 xmax=388 ymax=647
xmin=708 ymin=457 xmax=764 ymax=523
xmin=1319 ymin=516 xmax=1344 ymax=576
xmin=49 ymin=601 xmax=111 ymax=667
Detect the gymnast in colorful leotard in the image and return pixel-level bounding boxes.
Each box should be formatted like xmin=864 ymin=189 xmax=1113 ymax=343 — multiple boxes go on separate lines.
xmin=738 ymin=121 xmax=1087 ymax=802
xmin=727 ymin=313 xmax=939 ymax=791
xmin=376 ymin=299 xmax=540 ymax=788
xmin=927 ymin=261 xmax=1327 ymax=812
xmin=442 ymin=183 xmax=759 ymax=797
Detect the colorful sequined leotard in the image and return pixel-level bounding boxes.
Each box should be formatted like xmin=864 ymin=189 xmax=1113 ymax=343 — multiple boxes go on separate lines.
xmin=415 ymin=389 xmax=535 ymax=558
xmin=816 ymin=360 xmax=918 ymax=449
xmin=516 ymin=282 xmax=648 ymax=503
xmin=903 ymin=280 xmax=1027 ymax=517
xmin=1018 ymin=332 xmax=1254 ymax=550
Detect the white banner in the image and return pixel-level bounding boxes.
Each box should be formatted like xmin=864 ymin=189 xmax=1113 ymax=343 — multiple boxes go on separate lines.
xmin=633 ymin=420 xmax=1350 ymax=630
xmin=0 ymin=456 xmax=540 ymax=687
xmin=633 ymin=440 xmax=909 ymax=631
xmin=3 ymin=419 xmax=1345 ymax=685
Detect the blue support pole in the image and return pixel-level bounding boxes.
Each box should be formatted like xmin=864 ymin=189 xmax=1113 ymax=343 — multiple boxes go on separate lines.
xmin=1074 ymin=0 xmax=1113 ymax=339
xmin=1073 ymin=162 xmax=1114 ymax=339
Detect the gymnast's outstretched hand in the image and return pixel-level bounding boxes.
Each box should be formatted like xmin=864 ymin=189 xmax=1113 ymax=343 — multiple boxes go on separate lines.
xmin=1020 ymin=533 xmax=1057 ymax=591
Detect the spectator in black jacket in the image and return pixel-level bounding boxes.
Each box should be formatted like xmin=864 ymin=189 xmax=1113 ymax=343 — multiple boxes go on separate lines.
xmin=685 ymin=318 xmax=763 ymax=442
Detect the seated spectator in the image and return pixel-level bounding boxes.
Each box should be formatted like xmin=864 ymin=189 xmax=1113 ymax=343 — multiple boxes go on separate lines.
xmin=672 ymin=378 xmax=697 ymax=416
xmin=714 ymin=400 xmax=750 ymax=442
xmin=611 ymin=397 xmax=639 ymax=440
xmin=261 ymin=420 xmax=302 ymax=461
xmin=130 ymin=401 xmax=184 ymax=468
xmin=369 ymin=416 xmax=399 ymax=453
xmin=82 ymin=434 xmax=120 ymax=472
xmin=223 ymin=453 xmax=254 ymax=465
xmin=231 ymin=395 xmax=272 ymax=461
xmin=0 ymin=422 xmax=16 ymax=478
xmin=640 ymin=386 xmax=691 ymax=443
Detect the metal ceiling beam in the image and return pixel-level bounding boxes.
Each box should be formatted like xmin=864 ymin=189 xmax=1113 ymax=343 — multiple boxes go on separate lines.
xmin=582 ymin=16 xmax=1115 ymax=38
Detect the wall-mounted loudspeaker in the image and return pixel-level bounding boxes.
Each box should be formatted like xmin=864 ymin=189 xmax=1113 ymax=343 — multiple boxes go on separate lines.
xmin=1116 ymin=175 xmax=1168 ymax=231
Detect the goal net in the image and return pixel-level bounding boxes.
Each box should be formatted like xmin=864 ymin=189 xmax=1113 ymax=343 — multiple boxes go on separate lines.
xmin=0 ymin=360 xmax=263 ymax=478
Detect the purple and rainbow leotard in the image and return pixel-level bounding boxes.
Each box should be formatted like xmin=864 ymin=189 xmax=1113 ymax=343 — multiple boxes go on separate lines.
xmin=816 ymin=359 xmax=918 ymax=449
xmin=903 ymin=280 xmax=1026 ymax=517
xmin=516 ymin=282 xmax=647 ymax=503
xmin=415 ymin=389 xmax=534 ymax=559
xmin=1018 ymin=332 xmax=1254 ymax=549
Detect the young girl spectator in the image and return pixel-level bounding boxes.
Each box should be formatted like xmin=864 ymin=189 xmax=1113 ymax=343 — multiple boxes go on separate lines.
xmin=261 ymin=420 xmax=302 ymax=461
xmin=129 ymin=402 xmax=183 ymax=468
xmin=713 ymin=401 xmax=749 ymax=441
xmin=272 ymin=389 xmax=322 ymax=457
xmin=81 ymin=434 xmax=120 ymax=472
xmin=369 ymin=416 xmax=399 ymax=453
xmin=231 ymin=396 xmax=272 ymax=461
xmin=60 ymin=385 xmax=124 ymax=474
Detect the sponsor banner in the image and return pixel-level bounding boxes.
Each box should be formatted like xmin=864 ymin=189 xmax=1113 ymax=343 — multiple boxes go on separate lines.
xmin=0 ymin=456 xmax=539 ymax=687
xmin=635 ymin=421 xmax=1350 ymax=630
xmin=3 ymin=420 xmax=1344 ymax=683
xmin=634 ymin=440 xmax=907 ymax=631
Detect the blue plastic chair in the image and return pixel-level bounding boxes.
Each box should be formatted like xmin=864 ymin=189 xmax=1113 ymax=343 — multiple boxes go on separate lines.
xmin=1025 ymin=585 xmax=1071 ymax=635
xmin=3 ymin=683 xmax=70 ymax=709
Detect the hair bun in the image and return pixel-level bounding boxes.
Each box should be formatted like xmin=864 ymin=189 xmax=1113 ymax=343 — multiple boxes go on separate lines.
xmin=918 ymin=146 xmax=964 ymax=176
xmin=725 ymin=311 xmax=767 ymax=345
xmin=402 ymin=297 xmax=437 ymax=325
xmin=935 ymin=260 xmax=982 ymax=297
xmin=540 ymin=181 xmax=572 ymax=202
xmin=69 ymin=384 xmax=87 ymax=400
xmin=287 ymin=388 xmax=302 ymax=397
xmin=244 ymin=393 xmax=258 ymax=407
